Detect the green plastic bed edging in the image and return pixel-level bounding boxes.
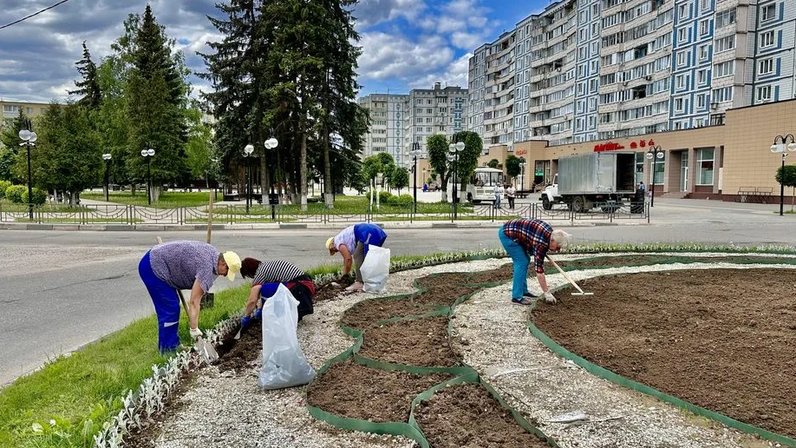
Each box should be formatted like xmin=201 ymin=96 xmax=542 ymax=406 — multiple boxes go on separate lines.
xmin=306 ymin=264 xmax=560 ymax=447
xmin=527 ymin=322 xmax=796 ymax=447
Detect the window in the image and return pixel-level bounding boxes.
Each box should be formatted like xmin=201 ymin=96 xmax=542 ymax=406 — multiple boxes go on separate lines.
xmin=714 ymin=60 xmax=734 ymax=78
xmin=676 ymin=74 xmax=686 ymax=90
xmin=652 ymin=152 xmax=665 ymax=185
xmin=697 ymin=93 xmax=707 ymax=109
xmin=759 ymin=58 xmax=774 ymax=75
xmin=699 ymin=44 xmax=710 ymax=61
xmin=678 ymin=2 xmax=690 ymax=20
xmin=715 ymin=8 xmax=736 ymax=28
xmin=700 ymin=0 xmax=709 ymax=10
xmin=760 ymin=31 xmax=775 ymax=48
xmin=697 ymin=69 xmax=708 ymax=85
xmin=678 ymin=28 xmax=688 ymax=42
xmin=715 ymin=35 xmax=735 ymax=53
xmin=674 ymin=97 xmax=685 ymax=112
xmin=757 ymin=85 xmax=772 ymax=102
xmin=760 ymin=3 xmax=776 ymax=22
xmin=696 ymin=148 xmax=714 ymax=185
xmin=712 ymin=86 xmax=732 ymax=102
xmin=677 ymin=50 xmax=688 ymax=67
xmin=700 ymin=19 xmax=710 ymax=36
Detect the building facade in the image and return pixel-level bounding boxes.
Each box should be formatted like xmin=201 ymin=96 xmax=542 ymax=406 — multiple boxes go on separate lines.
xmin=467 ymin=0 xmax=796 ymax=149
xmin=359 ymin=83 xmax=468 ymax=165
xmin=0 ymin=99 xmax=51 ymax=135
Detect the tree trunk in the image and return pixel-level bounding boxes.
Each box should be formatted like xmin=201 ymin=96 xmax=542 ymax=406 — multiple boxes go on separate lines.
xmin=323 ymin=128 xmax=333 ymax=209
xmin=299 ymin=131 xmax=308 ymax=211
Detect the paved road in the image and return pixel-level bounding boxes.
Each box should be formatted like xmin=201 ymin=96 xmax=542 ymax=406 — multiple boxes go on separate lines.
xmin=0 ymin=198 xmax=793 ymax=386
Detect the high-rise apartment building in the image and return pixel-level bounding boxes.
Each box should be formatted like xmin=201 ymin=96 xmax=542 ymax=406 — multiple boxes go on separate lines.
xmin=467 ymin=0 xmax=796 ymax=148
xmin=359 ymin=83 xmax=468 ymax=164
xmin=357 ymin=93 xmax=409 ymax=160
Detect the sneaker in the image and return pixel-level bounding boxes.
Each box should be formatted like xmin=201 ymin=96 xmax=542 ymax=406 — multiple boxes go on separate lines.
xmin=523 ymin=291 xmax=539 ymax=298
xmin=511 ymin=297 xmax=533 ymax=305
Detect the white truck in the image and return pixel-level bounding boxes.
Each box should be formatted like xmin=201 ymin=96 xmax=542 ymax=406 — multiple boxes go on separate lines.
xmin=540 ymin=152 xmax=637 ymax=212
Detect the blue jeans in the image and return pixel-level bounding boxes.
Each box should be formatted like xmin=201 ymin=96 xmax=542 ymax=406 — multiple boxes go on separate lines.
xmin=498 ymin=226 xmax=529 ymax=300
xmin=139 ymin=251 xmax=181 ymax=352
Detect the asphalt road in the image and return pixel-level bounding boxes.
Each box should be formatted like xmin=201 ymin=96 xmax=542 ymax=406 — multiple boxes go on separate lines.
xmin=0 ymin=197 xmax=793 ymax=386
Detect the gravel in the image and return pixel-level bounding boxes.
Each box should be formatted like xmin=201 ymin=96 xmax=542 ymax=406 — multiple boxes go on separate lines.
xmin=149 ymin=255 xmax=786 ymax=447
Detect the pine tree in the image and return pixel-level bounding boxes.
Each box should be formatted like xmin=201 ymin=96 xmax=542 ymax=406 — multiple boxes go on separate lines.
xmin=0 ymin=110 xmax=29 ymax=182
xmin=68 ymin=42 xmax=102 ymax=109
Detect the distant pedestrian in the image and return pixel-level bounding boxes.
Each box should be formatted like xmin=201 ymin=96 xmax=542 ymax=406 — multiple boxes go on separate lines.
xmin=423 ymin=183 xmax=428 ymax=192
xmin=494 ymin=184 xmax=504 ymax=209
xmin=506 ymin=184 xmax=516 ymax=209
xmin=139 ymin=240 xmax=241 ymax=352
xmin=498 ymin=218 xmax=571 ymax=305
xmin=326 ymin=223 xmax=388 ymax=293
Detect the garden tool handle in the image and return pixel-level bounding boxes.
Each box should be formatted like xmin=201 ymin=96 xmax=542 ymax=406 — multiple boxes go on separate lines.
xmin=546 ymin=255 xmax=587 ymax=295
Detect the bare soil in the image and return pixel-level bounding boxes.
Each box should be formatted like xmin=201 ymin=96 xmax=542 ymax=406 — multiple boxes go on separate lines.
xmin=532 ymin=268 xmax=796 ymax=439
xmin=359 ymin=316 xmax=460 ymax=367
xmin=414 ymin=383 xmax=550 ymax=448
xmin=556 ymin=254 xmax=795 ymax=270
xmin=306 ymin=360 xmax=451 ymax=422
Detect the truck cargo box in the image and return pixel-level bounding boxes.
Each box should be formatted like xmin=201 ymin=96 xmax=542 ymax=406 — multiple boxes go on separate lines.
xmin=558 ymin=152 xmax=636 ymax=195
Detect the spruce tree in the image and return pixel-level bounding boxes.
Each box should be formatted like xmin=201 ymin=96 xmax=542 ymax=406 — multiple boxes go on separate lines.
xmin=68 ymin=42 xmax=102 ymax=109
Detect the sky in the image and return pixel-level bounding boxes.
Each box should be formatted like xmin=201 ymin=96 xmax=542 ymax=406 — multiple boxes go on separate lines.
xmin=0 ymin=0 xmax=550 ymax=104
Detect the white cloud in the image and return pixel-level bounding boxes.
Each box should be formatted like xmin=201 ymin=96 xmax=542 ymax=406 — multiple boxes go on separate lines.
xmin=353 ymin=0 xmax=427 ymax=28
xmin=408 ymin=52 xmax=471 ymax=90
xmin=358 ymin=32 xmax=453 ymax=81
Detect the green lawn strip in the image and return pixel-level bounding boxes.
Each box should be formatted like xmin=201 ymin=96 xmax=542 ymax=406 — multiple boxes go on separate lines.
xmin=81 ymin=191 xmax=213 ymax=208
xmin=0 ymin=285 xmax=248 ymax=448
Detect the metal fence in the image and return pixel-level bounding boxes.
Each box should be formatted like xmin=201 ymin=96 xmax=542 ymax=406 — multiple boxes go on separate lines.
xmin=0 ymin=200 xmax=650 ymax=225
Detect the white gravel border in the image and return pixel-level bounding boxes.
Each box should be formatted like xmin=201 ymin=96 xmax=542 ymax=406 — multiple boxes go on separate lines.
xmin=149 ymin=255 xmax=792 ymax=447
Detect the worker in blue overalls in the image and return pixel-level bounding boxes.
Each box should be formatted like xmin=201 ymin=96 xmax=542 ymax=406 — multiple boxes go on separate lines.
xmin=326 ymin=223 xmax=388 ymax=293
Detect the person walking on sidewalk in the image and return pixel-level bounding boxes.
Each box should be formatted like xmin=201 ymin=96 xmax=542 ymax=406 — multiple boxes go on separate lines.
xmin=138 ymin=240 xmax=241 ymax=352
xmin=238 ymin=257 xmax=315 ymax=326
xmin=326 ymin=223 xmax=388 ymax=293
xmin=494 ymin=183 xmax=504 ymax=209
xmin=498 ymin=218 xmax=571 ymax=305
xmin=506 ymin=184 xmax=516 ymax=209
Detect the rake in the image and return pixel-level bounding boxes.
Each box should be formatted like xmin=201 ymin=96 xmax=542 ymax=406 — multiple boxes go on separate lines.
xmin=178 ymin=289 xmax=219 ymax=363
xmin=546 ymin=255 xmax=594 ymax=296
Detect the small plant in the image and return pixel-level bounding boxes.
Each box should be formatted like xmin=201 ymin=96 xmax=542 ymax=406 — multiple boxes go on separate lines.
xmin=23 ymin=187 xmax=47 ymax=206
xmin=5 ymin=185 xmax=26 ymax=203
xmin=0 ymin=180 xmax=11 ymax=199
xmin=378 ymin=191 xmax=392 ymax=204
xmin=388 ymin=194 xmax=413 ymax=206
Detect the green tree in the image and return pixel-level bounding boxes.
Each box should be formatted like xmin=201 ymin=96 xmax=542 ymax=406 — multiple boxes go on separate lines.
xmin=505 ymin=155 xmax=521 ymax=179
xmin=33 ymin=103 xmax=102 ymax=205
xmin=184 ymin=105 xmax=214 ymax=187
xmin=95 ymin=57 xmax=133 ymax=188
xmin=776 ymin=164 xmax=796 ymax=212
xmin=124 ymin=5 xmax=190 ymax=198
xmin=426 ymin=134 xmax=451 ymax=199
xmin=487 ymin=158 xmax=500 ymax=169
xmin=392 ymin=167 xmax=409 ymax=194
xmin=451 ymin=131 xmax=483 ymax=197
xmin=68 ymin=41 xmax=102 ymax=109
xmin=0 ymin=110 xmax=29 ymax=182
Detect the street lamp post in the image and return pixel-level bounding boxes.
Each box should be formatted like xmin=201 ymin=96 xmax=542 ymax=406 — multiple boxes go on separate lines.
xmin=140 ymin=148 xmax=155 ymax=205
xmin=102 ymin=153 xmax=112 ymax=202
xmin=447 ymin=141 xmax=465 ymax=219
xmin=410 ymin=142 xmax=422 ymax=214
xmin=770 ymin=134 xmax=796 ymax=216
xmin=18 ymin=129 xmax=37 ymax=220
xmin=264 ymin=137 xmax=279 ymax=220
xmin=645 ymin=145 xmax=664 ymax=207
xmin=243 ymin=144 xmax=254 ymax=215
xmin=518 ymin=157 xmax=526 ymax=191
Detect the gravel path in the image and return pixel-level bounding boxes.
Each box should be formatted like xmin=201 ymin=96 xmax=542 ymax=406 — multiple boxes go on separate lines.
xmin=149 ymin=256 xmax=781 ymax=447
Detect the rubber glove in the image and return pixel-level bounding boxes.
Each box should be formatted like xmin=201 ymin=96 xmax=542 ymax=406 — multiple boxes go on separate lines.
xmin=189 ymin=327 xmax=203 ymax=339
xmin=543 ymin=291 xmax=557 ymax=304
xmin=240 ymin=316 xmax=251 ymax=329
xmin=252 ymin=307 xmax=262 ymax=320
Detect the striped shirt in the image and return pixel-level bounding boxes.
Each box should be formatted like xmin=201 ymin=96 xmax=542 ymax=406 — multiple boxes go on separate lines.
xmin=502 ymin=219 xmax=552 ymax=273
xmin=150 ymin=240 xmax=219 ymax=292
xmin=252 ymin=260 xmax=305 ymax=286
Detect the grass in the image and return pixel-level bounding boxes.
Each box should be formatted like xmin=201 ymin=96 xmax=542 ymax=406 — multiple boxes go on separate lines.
xmin=81 ymin=191 xmax=214 ymax=208
xmin=0 ymin=284 xmax=249 ymax=448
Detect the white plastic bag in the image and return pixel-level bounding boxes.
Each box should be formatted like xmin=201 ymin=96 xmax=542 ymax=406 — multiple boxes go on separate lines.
xmin=258 ymin=284 xmax=315 ymax=389
xmin=360 ymin=245 xmax=390 ymax=293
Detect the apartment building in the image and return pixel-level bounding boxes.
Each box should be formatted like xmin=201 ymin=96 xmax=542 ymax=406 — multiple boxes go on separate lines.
xmin=359 ymin=83 xmax=468 ymax=164
xmin=0 ymin=99 xmax=51 ymax=134
xmin=357 ymin=93 xmax=409 ymax=159
xmin=467 ymin=0 xmax=796 ymax=148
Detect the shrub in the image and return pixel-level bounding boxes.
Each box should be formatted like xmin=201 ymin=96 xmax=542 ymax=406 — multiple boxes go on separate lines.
xmin=5 ymin=185 xmax=26 ymax=203
xmin=378 ymin=191 xmax=392 ymax=203
xmin=388 ymin=194 xmax=413 ymax=206
xmin=0 ymin=180 xmax=10 ymax=199
xmin=23 ymin=187 xmax=47 ymax=206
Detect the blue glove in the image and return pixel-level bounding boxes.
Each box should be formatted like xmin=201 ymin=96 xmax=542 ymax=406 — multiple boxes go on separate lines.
xmin=252 ymin=307 xmax=262 ymax=320
xmin=240 ymin=316 xmax=251 ymax=329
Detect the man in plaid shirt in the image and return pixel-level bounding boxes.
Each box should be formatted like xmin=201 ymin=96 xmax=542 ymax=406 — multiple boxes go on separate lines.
xmin=498 ymin=218 xmax=571 ymax=305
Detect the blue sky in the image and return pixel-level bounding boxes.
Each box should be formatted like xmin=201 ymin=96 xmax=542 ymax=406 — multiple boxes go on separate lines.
xmin=0 ymin=0 xmax=550 ymax=103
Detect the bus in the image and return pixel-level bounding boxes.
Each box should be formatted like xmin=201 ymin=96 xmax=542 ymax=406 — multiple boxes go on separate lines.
xmin=465 ymin=167 xmax=504 ymax=204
